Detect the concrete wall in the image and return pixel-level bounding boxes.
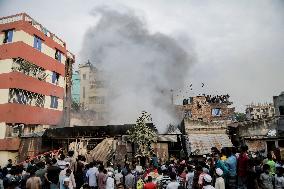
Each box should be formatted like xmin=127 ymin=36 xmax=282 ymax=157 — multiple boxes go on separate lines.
xmin=0 ymin=59 xmax=13 ymax=74
xmin=0 ymin=122 xmax=7 ymax=139
xmin=13 ymin=30 xmax=66 ymax=64
xmin=0 ymin=151 xmax=18 ymax=167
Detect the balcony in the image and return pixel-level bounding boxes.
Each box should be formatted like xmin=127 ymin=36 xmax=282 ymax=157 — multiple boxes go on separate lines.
xmin=12 ymin=57 xmax=48 ymax=81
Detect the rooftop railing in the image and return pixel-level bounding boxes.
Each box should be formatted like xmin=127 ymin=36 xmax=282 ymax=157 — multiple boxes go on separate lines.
xmin=0 ymin=13 xmax=66 ymax=48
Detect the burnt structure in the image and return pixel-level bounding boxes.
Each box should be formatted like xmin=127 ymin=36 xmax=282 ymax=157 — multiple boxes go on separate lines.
xmin=177 ymin=95 xmax=235 ymax=156
xmin=19 ymin=124 xmax=182 ymax=164
xmin=180 ymin=95 xmax=235 ymax=122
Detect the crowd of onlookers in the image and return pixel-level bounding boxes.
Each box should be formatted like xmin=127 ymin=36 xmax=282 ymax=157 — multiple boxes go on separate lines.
xmin=0 ymin=145 xmax=284 ymax=189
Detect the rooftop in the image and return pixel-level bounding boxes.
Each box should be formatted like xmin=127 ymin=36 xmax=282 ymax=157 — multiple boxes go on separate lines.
xmin=0 ymin=13 xmax=66 ymax=48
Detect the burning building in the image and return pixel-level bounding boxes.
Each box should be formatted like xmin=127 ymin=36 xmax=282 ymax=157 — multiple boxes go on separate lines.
xmin=178 ymin=95 xmax=235 ymax=155
xmin=0 ymin=13 xmax=74 ymax=165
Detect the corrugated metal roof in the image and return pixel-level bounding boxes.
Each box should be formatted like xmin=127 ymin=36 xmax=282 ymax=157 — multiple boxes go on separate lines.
xmin=157 ymin=135 xmax=177 ymax=142
xmin=187 ymin=134 xmax=232 ymax=155
xmin=0 ymin=138 xmax=21 ymax=151
xmin=88 ymin=138 xmax=115 ymax=164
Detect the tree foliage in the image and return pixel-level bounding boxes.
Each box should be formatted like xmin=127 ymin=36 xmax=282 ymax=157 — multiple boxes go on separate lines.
xmin=235 ymin=112 xmax=246 ymax=122
xmin=127 ymin=111 xmax=157 ymax=156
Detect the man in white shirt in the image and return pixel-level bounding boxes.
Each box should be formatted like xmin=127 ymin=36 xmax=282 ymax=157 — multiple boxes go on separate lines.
xmin=203 ymin=174 xmax=215 ymax=189
xmin=166 ymin=173 xmax=179 ymax=189
xmin=186 ymin=166 xmax=194 ymax=189
xmin=86 ymin=162 xmax=98 ymax=188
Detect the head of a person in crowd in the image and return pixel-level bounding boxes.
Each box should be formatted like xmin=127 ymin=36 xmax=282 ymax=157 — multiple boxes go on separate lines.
xmin=40 ymin=161 xmax=46 ymax=169
xmin=221 ymin=148 xmax=226 ymax=156
xmin=127 ymin=168 xmax=132 ymax=174
xmin=240 ymin=145 xmax=248 ymax=153
xmin=89 ymin=162 xmax=94 ymax=168
xmin=68 ymin=151 xmax=74 ymax=157
xmin=263 ymin=164 xmax=270 ymax=174
xmin=99 ymin=165 xmax=104 ymax=172
xmin=24 ymin=157 xmax=29 ymax=163
xmin=65 ymin=162 xmax=70 ymax=169
xmin=15 ymin=165 xmax=22 ymax=176
xmin=147 ymin=176 xmax=153 ymax=183
xmin=51 ymin=158 xmax=57 ymax=165
xmin=196 ymin=165 xmax=203 ymax=175
xmin=227 ymin=148 xmax=232 ymax=157
xmin=66 ymin=169 xmax=71 ymax=177
xmin=187 ymin=165 xmax=193 ymax=173
xmin=276 ymin=167 xmax=283 ymax=177
xmin=103 ymin=169 xmax=107 ymax=175
xmin=169 ymin=172 xmax=176 ymax=181
xmin=107 ymin=161 xmax=113 ymax=167
xmin=267 ymin=153 xmax=273 ymax=161
xmin=216 ymin=168 xmax=223 ymax=178
xmin=59 ymin=154 xmax=65 ymax=160
xmin=203 ymin=174 xmax=212 ymax=186
xmin=231 ymin=147 xmax=237 ymax=155
xmin=81 ymin=156 xmax=86 ymax=162
xmin=247 ymin=159 xmax=255 ymax=171
xmin=46 ymin=160 xmax=52 ymax=168
xmin=29 ymin=166 xmax=36 ymax=177
xmin=8 ymin=159 xmax=12 ymax=164
xmin=77 ymin=155 xmax=82 ymax=161
xmin=202 ymin=167 xmax=209 ymax=174
xmin=107 ymin=171 xmax=113 ymax=177
xmin=82 ymin=183 xmax=91 ymax=189
xmin=162 ymin=169 xmax=169 ymax=176
xmin=30 ymin=159 xmax=35 ymax=165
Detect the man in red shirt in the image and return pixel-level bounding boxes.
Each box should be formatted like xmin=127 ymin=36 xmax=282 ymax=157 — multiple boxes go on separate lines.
xmin=237 ymin=145 xmax=249 ymax=189
xmin=144 ymin=176 xmax=157 ymax=189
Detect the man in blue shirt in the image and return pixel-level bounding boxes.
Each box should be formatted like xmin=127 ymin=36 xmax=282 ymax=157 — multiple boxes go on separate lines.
xmin=225 ymin=148 xmax=237 ymax=189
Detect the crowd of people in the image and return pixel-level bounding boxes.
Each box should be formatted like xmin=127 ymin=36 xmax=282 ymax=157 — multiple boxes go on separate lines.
xmin=1 ymin=145 xmax=284 ymax=189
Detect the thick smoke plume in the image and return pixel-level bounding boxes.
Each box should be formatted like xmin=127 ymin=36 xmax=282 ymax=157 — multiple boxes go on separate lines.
xmin=80 ymin=7 xmax=194 ymax=133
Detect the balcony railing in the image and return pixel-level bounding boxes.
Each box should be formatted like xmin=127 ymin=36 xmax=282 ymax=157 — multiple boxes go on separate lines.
xmin=0 ymin=13 xmax=66 ymax=48
xmin=12 ymin=58 xmax=48 ymax=81
xmin=8 ymin=88 xmax=45 ymax=107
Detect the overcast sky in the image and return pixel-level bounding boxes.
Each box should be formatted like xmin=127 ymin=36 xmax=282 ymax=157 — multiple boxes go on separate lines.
xmin=1 ymin=0 xmax=283 ymax=112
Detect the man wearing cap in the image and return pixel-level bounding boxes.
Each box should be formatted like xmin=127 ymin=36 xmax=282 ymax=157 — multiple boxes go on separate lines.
xmin=215 ymin=168 xmax=225 ymax=189
xmin=203 ymin=174 xmax=215 ymax=189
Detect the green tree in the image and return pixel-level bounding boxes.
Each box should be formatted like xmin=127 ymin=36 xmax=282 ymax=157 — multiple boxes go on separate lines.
xmin=127 ymin=111 xmax=157 ymax=156
xmin=235 ymin=112 xmax=246 ymax=122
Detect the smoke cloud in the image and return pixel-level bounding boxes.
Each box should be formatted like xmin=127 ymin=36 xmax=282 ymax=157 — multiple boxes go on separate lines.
xmin=80 ymin=7 xmax=195 ymax=133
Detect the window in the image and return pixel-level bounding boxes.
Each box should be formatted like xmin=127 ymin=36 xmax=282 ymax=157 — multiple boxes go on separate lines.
xmin=51 ymin=72 xmax=59 ymax=84
xmin=83 ymin=74 xmax=86 ymax=80
xmin=3 ymin=29 xmax=13 ymax=43
xmin=33 ymin=36 xmax=42 ymax=51
xmin=55 ymin=49 xmax=61 ymax=62
xmin=83 ymin=87 xmax=85 ymax=98
xmin=185 ymin=110 xmax=192 ymax=118
xmin=212 ymin=108 xmax=222 ymax=116
xmin=50 ymin=96 xmax=58 ymax=108
xmin=94 ymin=96 xmax=105 ymax=104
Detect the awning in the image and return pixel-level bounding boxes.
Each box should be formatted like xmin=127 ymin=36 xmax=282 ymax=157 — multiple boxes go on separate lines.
xmin=187 ymin=134 xmax=232 ymax=155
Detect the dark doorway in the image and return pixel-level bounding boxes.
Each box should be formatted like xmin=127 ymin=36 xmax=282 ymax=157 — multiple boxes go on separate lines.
xmin=279 ymin=106 xmax=284 ymax=116
xmin=267 ymin=141 xmax=276 ymax=153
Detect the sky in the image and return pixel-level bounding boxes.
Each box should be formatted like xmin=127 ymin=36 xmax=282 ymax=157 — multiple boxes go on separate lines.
xmin=1 ymin=0 xmax=284 ymax=112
